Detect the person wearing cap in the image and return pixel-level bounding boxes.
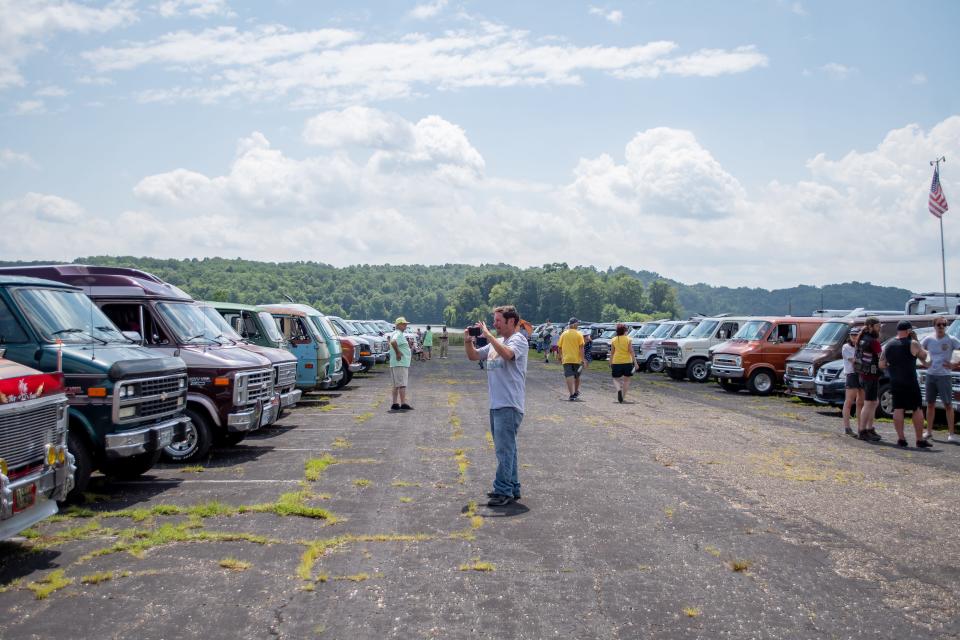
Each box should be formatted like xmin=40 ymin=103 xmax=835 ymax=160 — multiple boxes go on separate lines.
xmin=920 ymin=318 xmax=960 ymax=443
xmin=388 ymin=317 xmax=413 ymax=411
xmin=880 ymin=320 xmax=930 ymax=448
xmin=463 ymin=305 xmax=529 ymax=508
xmin=841 ymin=326 xmax=864 ymax=436
xmin=856 ymin=317 xmax=884 ymax=441
xmin=558 ymin=317 xmax=585 ymax=401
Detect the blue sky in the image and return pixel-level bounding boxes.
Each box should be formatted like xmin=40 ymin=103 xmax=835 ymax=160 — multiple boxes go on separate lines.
xmin=1 ymin=0 xmax=958 ymax=291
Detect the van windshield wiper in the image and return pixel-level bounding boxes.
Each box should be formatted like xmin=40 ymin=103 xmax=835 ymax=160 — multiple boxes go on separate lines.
xmin=184 ymin=333 xmax=216 ymax=344
xmin=51 ymin=327 xmax=108 ymax=345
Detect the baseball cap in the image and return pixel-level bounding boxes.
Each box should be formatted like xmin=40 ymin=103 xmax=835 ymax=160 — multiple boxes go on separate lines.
xmin=849 ymin=326 xmax=862 ymax=335
xmin=568 ymin=317 xmax=579 ymax=325
xmin=896 ymin=320 xmax=912 ymax=331
xmin=394 ymin=316 xmax=408 ymax=325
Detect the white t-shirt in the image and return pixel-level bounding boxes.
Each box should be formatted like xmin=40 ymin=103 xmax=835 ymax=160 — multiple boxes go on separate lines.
xmin=841 ymin=343 xmax=856 ymax=375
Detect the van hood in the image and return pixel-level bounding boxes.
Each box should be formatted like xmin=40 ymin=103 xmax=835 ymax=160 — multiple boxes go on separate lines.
xmin=156 ymin=344 xmax=271 ymax=369
xmin=42 ymin=343 xmax=186 ymax=377
xmin=236 ymin=343 xmax=297 ymax=365
xmin=712 ymin=340 xmax=760 ymax=357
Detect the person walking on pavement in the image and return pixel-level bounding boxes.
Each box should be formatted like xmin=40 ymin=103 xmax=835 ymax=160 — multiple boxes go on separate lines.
xmin=463 ymin=305 xmax=529 ymax=507
xmin=422 ymin=325 xmax=433 ymax=361
xmin=841 ymin=327 xmax=864 ymax=436
xmin=880 ymin=320 xmax=930 ymax=448
xmin=920 ymin=318 xmax=960 ymax=442
xmin=438 ymin=326 xmax=449 ymax=358
xmin=609 ymin=323 xmax=638 ymax=403
xmin=388 ymin=317 xmax=413 ymax=411
xmin=539 ymin=321 xmax=553 ymax=362
xmin=856 ymin=317 xmax=883 ymax=442
xmin=558 ymin=317 xmax=585 ymax=401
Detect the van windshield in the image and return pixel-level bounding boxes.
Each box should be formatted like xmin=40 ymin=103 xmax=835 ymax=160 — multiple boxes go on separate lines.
xmin=257 ymin=312 xmax=284 ymax=343
xmin=688 ymin=320 xmax=719 ymax=339
xmin=673 ymin=322 xmax=698 ymax=339
xmin=734 ymin=320 xmax=771 ymax=341
xmin=601 ymin=330 xmax=617 ymax=339
xmin=650 ymin=323 xmax=675 ymax=338
xmin=636 ymin=323 xmax=659 ymax=338
xmin=157 ymin=302 xmax=224 ymax=344
xmin=808 ymin=321 xmax=849 ymax=347
xmin=199 ymin=306 xmax=244 ymax=342
xmin=14 ymin=287 xmax=127 ymax=344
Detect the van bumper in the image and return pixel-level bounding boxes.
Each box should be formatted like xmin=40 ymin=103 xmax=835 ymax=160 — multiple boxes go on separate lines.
xmin=280 ymin=388 xmax=302 ymax=409
xmin=105 ymin=415 xmax=190 ymax=458
xmin=320 ymin=371 xmax=344 ymax=390
xmin=711 ymin=365 xmax=745 ymax=379
xmin=784 ymin=374 xmax=816 ymax=398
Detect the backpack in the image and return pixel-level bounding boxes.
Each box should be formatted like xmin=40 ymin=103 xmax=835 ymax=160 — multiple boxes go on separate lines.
xmin=854 ymin=334 xmax=879 ymax=376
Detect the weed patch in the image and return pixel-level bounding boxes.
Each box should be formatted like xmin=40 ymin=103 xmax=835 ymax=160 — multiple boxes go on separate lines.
xmin=459 ymin=560 xmax=494 ymax=572
xmin=354 ymin=412 xmax=374 ymax=424
xmin=332 ymin=437 xmax=351 ymax=449
xmin=353 ymin=478 xmax=371 ymax=487
xmin=80 ymin=570 xmax=130 ymax=585
xmin=683 ymin=607 xmax=701 ymax=618
xmin=703 ymin=545 xmax=721 ymax=558
xmin=730 ymin=559 xmax=752 ymax=572
xmin=391 ymin=480 xmax=420 ymax=487
xmin=399 ymin=497 xmax=412 ymax=503
xmin=219 ymin=557 xmax=251 ymax=571
xmin=180 ymin=465 xmax=205 ymax=473
xmin=305 ymin=454 xmax=337 ymax=481
xmin=26 ymin=570 xmax=72 ymax=600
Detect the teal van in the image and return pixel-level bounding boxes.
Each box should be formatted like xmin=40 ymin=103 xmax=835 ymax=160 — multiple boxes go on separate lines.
xmin=260 ymin=304 xmax=342 ymax=390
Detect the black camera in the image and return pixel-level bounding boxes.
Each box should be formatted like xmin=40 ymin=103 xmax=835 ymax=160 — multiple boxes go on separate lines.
xmin=468 ymin=326 xmax=483 ymax=337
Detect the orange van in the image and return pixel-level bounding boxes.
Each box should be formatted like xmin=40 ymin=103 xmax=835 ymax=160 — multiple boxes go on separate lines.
xmin=709 ymin=317 xmax=826 ymax=395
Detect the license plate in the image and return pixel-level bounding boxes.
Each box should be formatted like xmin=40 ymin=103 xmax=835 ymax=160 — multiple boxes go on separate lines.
xmin=792 ymin=380 xmax=801 ymax=387
xmin=13 ymin=483 xmax=36 ymax=512
xmin=816 ymin=385 xmax=824 ymax=395
xmin=157 ymin=429 xmax=174 ymax=448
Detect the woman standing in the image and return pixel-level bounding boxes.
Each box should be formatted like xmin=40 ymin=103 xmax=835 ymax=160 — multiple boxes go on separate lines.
xmin=842 ymin=327 xmax=864 ymax=436
xmin=610 ymin=323 xmax=638 ymax=403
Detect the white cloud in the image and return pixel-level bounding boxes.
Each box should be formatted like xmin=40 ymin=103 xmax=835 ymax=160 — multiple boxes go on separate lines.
xmin=589 ymin=6 xmax=624 ymax=25
xmin=303 ymin=106 xmax=414 ymax=149
xmin=80 ymin=22 xmax=767 ymax=107
xmin=821 ymin=62 xmax=856 ymax=79
xmin=409 ymin=0 xmax=448 ymax=20
xmin=1 ymin=192 xmax=83 ymax=223
xmin=35 ymin=84 xmax=68 ymax=97
xmin=77 ymin=75 xmax=115 ymax=86
xmin=911 ymin=73 xmax=927 ymax=85
xmin=790 ymin=2 xmax=807 ymax=16
xmin=154 ymin=0 xmax=235 ymax=19
xmin=14 ymin=99 xmax=45 ymax=115
xmin=0 ymin=148 xmax=38 ymax=169
xmin=0 ymin=0 xmax=137 ymax=90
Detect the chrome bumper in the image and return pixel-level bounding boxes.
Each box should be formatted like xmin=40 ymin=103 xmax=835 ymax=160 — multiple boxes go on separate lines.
xmin=280 ymin=388 xmax=302 ymax=409
xmin=104 ymin=415 xmax=190 ymax=458
xmin=784 ymin=375 xmax=815 ymax=397
xmin=0 ymin=456 xmax=76 ymax=539
xmin=320 ymin=370 xmax=344 ymax=390
xmin=711 ymin=365 xmax=745 ymax=379
xmin=227 ymin=404 xmax=265 ymax=433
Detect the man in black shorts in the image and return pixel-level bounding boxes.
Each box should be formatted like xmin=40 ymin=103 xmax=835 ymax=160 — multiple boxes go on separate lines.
xmin=881 ymin=320 xmax=930 ymax=448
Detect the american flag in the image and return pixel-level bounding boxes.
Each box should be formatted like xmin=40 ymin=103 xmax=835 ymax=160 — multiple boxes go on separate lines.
xmin=929 ymin=165 xmax=949 ymax=218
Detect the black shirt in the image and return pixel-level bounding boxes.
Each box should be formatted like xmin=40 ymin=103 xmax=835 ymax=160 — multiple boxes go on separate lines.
xmin=883 ymin=337 xmax=918 ymax=385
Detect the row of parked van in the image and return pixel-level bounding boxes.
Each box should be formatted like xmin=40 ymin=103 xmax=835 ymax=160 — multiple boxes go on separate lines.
xmin=0 ymin=264 xmax=395 ymax=539
xmin=587 ymin=312 xmax=957 ymax=418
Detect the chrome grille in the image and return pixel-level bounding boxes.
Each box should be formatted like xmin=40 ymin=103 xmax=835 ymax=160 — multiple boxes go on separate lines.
xmin=713 ymin=355 xmax=738 ymax=367
xmin=662 ymin=345 xmax=680 ymax=359
xmin=235 ymin=368 xmax=274 ymax=405
xmin=140 ymin=376 xmax=183 ymax=397
xmin=816 ymin=368 xmax=841 ymax=383
xmin=138 ymin=397 xmax=182 ymax=416
xmin=117 ymin=373 xmax=188 ymax=422
xmin=274 ymin=363 xmax=297 ymax=390
xmin=0 ymin=395 xmax=66 ymax=471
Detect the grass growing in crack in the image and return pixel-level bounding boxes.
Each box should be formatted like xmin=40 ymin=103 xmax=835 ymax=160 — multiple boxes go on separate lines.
xmin=180 ymin=465 xmax=205 ymax=473
xmin=664 ymin=507 xmax=674 ymax=518
xmin=459 ymin=560 xmax=494 ymax=572
xmin=447 ymin=392 xmax=461 ymax=408
xmin=450 ymin=414 xmax=464 ymax=439
xmin=462 ymin=501 xmax=484 ymax=529
xmin=703 ymin=545 xmax=721 ymax=558
xmin=332 ymin=437 xmax=351 ymax=449
xmin=399 ymin=497 xmax=412 ymax=503
xmin=353 ymin=478 xmax=371 ymax=487
xmin=730 ymin=559 xmax=752 ymax=572
xmin=305 ymin=454 xmax=337 ymax=481
xmin=454 ymin=449 xmax=470 ymax=484
xmin=391 ymin=480 xmax=420 ymax=487
xmin=298 ymin=533 xmax=433 ymax=581
xmin=319 ymin=403 xmax=337 ymax=412
xmin=355 ymin=412 xmax=374 ymax=424
xmin=219 ymin=557 xmax=251 ymax=571
xmin=683 ymin=607 xmax=701 ymax=618
xmin=78 ymin=523 xmax=272 ymax=562
xmin=26 ymin=570 xmax=72 ymax=599
xmin=335 ymin=573 xmax=370 ymax=582
xmin=80 ymin=570 xmax=130 ymax=585
xmin=242 ymin=491 xmax=336 ymax=520
xmin=485 ymin=432 xmax=494 ymax=450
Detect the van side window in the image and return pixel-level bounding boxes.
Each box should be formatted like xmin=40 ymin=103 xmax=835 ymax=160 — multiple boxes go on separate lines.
xmin=101 ymin=303 xmax=170 ymax=345
xmin=777 ymin=324 xmax=797 ymax=342
xmin=241 ymin=311 xmax=259 ymax=338
xmin=0 ymin=297 xmax=29 ymax=343
xmin=276 ymin=316 xmax=311 ymax=344
xmin=718 ymin=322 xmax=738 ymax=340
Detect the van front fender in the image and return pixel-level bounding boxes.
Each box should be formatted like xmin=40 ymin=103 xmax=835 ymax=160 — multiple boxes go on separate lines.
xmin=187 ymin=393 xmax=222 ymax=427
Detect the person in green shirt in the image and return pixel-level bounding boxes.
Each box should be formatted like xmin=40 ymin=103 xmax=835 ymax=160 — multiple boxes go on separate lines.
xmin=423 ymin=325 xmax=434 ymax=360
xmin=389 ymin=317 xmax=413 ymax=411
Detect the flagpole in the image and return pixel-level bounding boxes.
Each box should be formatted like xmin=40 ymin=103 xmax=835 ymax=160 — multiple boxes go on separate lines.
xmin=931 ymin=155 xmax=947 ymax=311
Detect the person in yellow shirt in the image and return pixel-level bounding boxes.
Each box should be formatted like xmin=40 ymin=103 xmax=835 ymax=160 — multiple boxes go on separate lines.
xmin=558 ymin=317 xmax=586 ymax=401
xmin=609 ymin=323 xmax=638 ymax=403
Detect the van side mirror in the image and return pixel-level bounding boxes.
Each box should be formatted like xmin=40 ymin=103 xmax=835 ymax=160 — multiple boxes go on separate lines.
xmin=122 ymin=331 xmax=143 ymax=344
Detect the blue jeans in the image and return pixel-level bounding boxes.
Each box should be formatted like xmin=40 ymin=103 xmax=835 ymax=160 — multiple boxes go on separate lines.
xmin=489 ymin=407 xmax=523 ymax=497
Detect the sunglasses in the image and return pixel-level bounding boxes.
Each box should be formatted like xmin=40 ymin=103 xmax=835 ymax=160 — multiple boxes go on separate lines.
xmin=935 ymin=323 xmax=947 ymax=328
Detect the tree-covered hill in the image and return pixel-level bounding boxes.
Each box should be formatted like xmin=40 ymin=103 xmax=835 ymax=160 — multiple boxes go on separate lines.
xmin=0 ymin=257 xmax=912 ymax=325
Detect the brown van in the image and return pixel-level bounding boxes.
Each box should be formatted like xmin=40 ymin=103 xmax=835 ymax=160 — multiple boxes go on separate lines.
xmin=710 ymin=317 xmax=826 ymax=395
xmin=784 ymin=314 xmax=952 ymax=399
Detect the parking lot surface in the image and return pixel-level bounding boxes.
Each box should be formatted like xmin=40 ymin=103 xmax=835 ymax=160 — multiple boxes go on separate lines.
xmin=2 ymin=350 xmax=959 ymax=639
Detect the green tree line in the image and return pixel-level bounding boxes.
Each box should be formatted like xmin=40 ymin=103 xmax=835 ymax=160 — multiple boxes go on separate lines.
xmin=0 ymin=257 xmax=912 ymax=324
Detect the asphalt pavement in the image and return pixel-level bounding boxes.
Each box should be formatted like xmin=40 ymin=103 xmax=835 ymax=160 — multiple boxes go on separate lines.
xmin=1 ymin=349 xmax=958 ymax=639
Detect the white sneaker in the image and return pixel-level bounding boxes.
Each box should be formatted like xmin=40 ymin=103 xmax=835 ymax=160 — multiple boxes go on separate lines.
xmin=922 ymin=430 xmax=931 ymax=440
xmin=948 ymin=434 xmax=959 ymax=443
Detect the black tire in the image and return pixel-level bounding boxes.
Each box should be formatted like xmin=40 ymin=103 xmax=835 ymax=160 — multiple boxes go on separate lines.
xmin=877 ymin=383 xmax=894 ymax=419
xmin=163 ymin=407 xmax=213 ymax=463
xmin=647 ymin=355 xmax=665 ymax=373
xmin=667 ymin=368 xmax=685 ymax=380
xmin=64 ymin=430 xmax=94 ymax=504
xmin=100 ymin=450 xmax=161 ymax=480
xmin=747 ymin=369 xmax=775 ymax=396
xmin=335 ymin=363 xmax=352 ymax=389
xmin=719 ymin=378 xmax=741 ymax=393
xmin=686 ymin=358 xmax=710 ymax=383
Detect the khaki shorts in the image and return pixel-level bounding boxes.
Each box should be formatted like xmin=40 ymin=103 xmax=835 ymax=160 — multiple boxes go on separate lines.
xmin=390 ymin=366 xmax=409 ymax=388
